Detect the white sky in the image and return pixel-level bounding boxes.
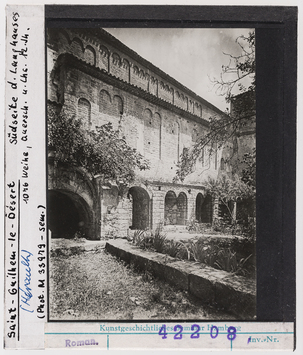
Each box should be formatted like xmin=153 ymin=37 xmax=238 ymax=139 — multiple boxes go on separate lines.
xmin=105 ymin=28 xmax=254 ymax=112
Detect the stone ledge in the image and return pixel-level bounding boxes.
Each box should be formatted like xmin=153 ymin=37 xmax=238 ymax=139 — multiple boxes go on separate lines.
xmin=105 ymin=239 xmax=256 ymax=319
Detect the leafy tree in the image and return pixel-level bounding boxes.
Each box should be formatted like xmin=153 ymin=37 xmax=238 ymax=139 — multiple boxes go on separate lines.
xmin=48 ymin=104 xmax=150 ymax=185
xmin=240 ymin=147 xmax=256 ymax=188
xmin=206 ymin=173 xmax=255 ymax=222
xmin=176 ymin=32 xmax=255 ymax=182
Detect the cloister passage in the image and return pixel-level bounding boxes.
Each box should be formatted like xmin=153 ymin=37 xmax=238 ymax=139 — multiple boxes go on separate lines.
xmin=195 ymin=193 xmax=213 ymax=223
xmin=128 ymin=186 xmax=150 ymax=230
xmin=164 ymin=191 xmax=187 ymax=225
xmin=48 ymin=190 xmax=92 ymax=238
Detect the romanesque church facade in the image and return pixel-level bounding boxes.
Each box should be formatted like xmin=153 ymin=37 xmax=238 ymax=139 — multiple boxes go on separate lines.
xmin=47 ymin=28 xmax=227 ymax=239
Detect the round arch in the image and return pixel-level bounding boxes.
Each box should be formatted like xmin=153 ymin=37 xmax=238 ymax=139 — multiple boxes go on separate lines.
xmin=48 ymin=189 xmax=94 ymax=239
xmin=128 ymin=186 xmax=150 ymax=230
xmin=177 ymin=192 xmax=188 ymax=225
xmin=195 ymin=193 xmax=213 ymax=224
xmin=164 ymin=191 xmax=177 ymax=225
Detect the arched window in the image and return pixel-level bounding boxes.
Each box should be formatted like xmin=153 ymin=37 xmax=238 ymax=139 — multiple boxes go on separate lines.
xmin=78 ymin=98 xmax=91 ymax=127
xmin=112 ymin=52 xmax=121 ymax=66
xmin=84 ymin=45 xmax=96 ymax=66
xmin=164 ymin=191 xmax=177 ymax=225
xmin=113 ymin=95 xmax=123 ymax=116
xmin=128 ymin=186 xmax=150 ymax=230
xmin=99 ymin=89 xmax=111 ymax=114
xmin=177 ymin=192 xmax=187 ymax=225
xmin=70 ymin=38 xmax=84 ymax=59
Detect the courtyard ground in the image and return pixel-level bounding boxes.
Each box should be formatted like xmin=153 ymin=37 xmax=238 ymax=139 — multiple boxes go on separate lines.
xmin=49 ymin=238 xmax=236 ymax=321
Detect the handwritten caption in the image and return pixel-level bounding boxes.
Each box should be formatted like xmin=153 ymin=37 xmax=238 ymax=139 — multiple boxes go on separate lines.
xmin=5 ymin=10 xmax=46 ymax=342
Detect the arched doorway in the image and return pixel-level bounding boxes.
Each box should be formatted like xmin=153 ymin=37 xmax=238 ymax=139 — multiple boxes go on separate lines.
xmin=48 ymin=190 xmax=92 ymax=238
xmin=164 ymin=191 xmax=177 ymax=225
xmin=177 ymin=192 xmax=187 ymax=225
xmin=128 ymin=186 xmax=150 ymax=230
xmin=195 ymin=193 xmax=213 ymax=223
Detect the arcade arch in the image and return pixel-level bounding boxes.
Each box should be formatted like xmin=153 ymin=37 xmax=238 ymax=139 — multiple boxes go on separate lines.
xmin=164 ymin=191 xmax=188 ymax=225
xmin=128 ymin=186 xmax=150 ymax=230
xmin=177 ymin=192 xmax=187 ymax=225
xmin=195 ymin=193 xmax=213 ymax=223
xmin=48 ymin=190 xmax=93 ymax=239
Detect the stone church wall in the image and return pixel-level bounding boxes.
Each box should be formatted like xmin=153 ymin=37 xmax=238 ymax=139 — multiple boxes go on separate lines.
xmin=47 ymin=28 xmax=226 ymax=239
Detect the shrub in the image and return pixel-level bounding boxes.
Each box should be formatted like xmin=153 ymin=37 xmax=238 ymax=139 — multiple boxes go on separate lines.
xmin=186 ymin=217 xmax=199 ymax=232
xmin=165 ymin=240 xmax=181 ymax=258
xmin=187 ymin=239 xmax=219 ymax=266
xmin=214 ymin=248 xmax=238 ymax=272
xmin=132 ymin=230 xmax=146 ymax=248
xmin=177 ymin=242 xmax=191 ymax=260
xmin=152 ymin=225 xmax=167 ymax=253
xmin=235 ymin=254 xmax=254 ymax=276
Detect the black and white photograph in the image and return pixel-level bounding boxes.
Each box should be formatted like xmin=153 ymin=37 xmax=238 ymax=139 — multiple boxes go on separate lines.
xmin=3 ymin=4 xmax=297 ymax=350
xmin=47 ymin=26 xmax=256 ymax=321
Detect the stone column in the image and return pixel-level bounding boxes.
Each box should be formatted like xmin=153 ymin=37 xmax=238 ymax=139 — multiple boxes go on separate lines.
xmin=187 ymin=192 xmax=196 ymax=224
xmin=116 ymin=196 xmax=132 ymax=238
xmin=152 ymin=189 xmax=165 ymax=229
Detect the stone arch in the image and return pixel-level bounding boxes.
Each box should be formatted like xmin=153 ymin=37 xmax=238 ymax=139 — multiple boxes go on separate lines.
xmin=122 ymin=58 xmax=130 ymax=69
xmin=100 ymin=45 xmax=109 ymax=58
xmin=128 ymin=186 xmax=150 ymax=230
xmin=58 ymin=30 xmax=71 ymax=48
xmin=198 ymin=104 xmax=202 ymax=117
xmin=48 ymin=189 xmax=94 ymax=239
xmin=78 ymin=98 xmax=91 ymax=127
xmin=195 ymin=193 xmax=212 ymax=223
xmin=84 ymin=45 xmax=96 ymax=66
xmin=177 ymin=192 xmax=188 ymax=225
xmin=113 ymin=95 xmax=124 ymax=116
xmin=70 ymin=37 xmax=84 ymax=59
xmin=133 ymin=66 xmax=139 ymax=75
xmin=143 ymin=109 xmax=160 ymax=157
xmin=99 ymin=45 xmax=109 ymax=71
xmin=144 ymin=108 xmax=152 ymax=120
xmin=164 ymin=191 xmax=178 ymax=225
xmin=112 ymin=52 xmax=121 ymax=66
xmin=99 ymin=89 xmax=112 ymax=114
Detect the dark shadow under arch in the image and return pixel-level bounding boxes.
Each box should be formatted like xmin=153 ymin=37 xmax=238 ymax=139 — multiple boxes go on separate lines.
xmin=196 ymin=193 xmax=212 ymax=224
xmin=164 ymin=191 xmax=177 ymax=225
xmin=48 ymin=189 xmax=93 ymax=239
xmin=177 ymin=192 xmax=188 ymax=225
xmin=128 ymin=186 xmax=150 ymax=230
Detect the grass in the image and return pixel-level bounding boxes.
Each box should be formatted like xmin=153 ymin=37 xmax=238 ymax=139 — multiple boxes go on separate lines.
xmin=49 ymin=244 xmax=235 ymax=321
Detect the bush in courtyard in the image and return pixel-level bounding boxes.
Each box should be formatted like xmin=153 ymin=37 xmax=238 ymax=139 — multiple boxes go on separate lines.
xmin=214 ymin=248 xmax=238 ymax=272
xmin=164 ymin=240 xmax=182 ymax=258
xmin=132 ymin=230 xmax=146 ymax=248
xmin=152 ymin=224 xmax=167 ymax=253
xmin=188 ymin=239 xmax=219 ymax=266
xmin=129 ymin=229 xmax=255 ymax=278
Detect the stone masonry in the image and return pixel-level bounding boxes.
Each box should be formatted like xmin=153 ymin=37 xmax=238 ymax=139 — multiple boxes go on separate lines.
xmin=47 ymin=28 xmax=227 ymax=239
